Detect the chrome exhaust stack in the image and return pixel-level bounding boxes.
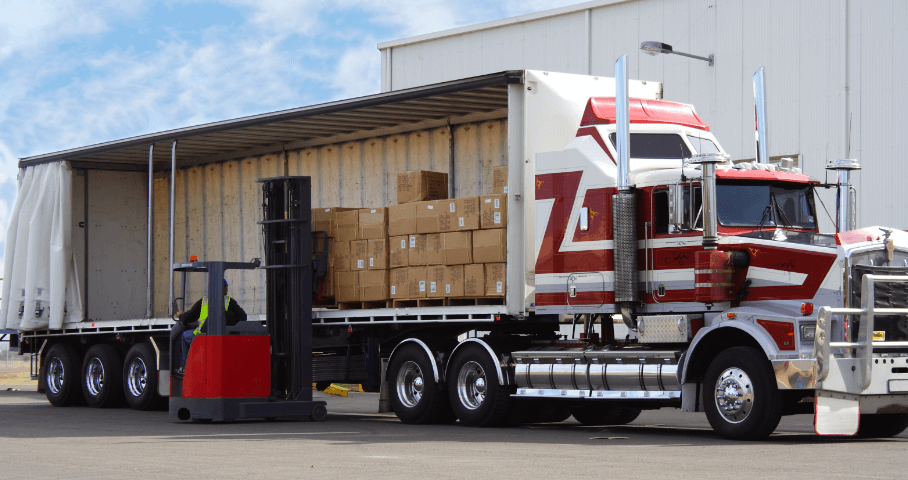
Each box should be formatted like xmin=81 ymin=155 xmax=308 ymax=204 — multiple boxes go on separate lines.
xmin=826 ymin=159 xmax=861 ymax=232
xmin=753 ymin=67 xmax=770 ymax=164
xmin=613 ymin=55 xmax=637 ymax=330
xmin=690 ymin=153 xmax=728 ymax=250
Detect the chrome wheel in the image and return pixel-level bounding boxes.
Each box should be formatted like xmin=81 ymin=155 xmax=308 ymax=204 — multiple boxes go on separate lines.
xmin=396 ymin=361 xmax=424 ymax=408
xmin=714 ymin=367 xmax=754 ymax=424
xmin=85 ymin=357 xmax=105 ymax=397
xmin=126 ymin=357 xmax=147 ymax=398
xmin=456 ymin=361 xmax=487 ymax=410
xmin=46 ymin=357 xmax=65 ymax=395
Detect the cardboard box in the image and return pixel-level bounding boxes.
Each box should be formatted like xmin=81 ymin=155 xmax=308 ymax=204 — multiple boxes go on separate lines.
xmin=351 ymin=240 xmax=368 ymax=271
xmin=359 ymin=208 xmax=388 ymax=240
xmin=397 ymin=170 xmax=449 ymax=204
xmin=313 ymin=207 xmax=356 ymax=237
xmin=443 ymin=231 xmax=473 ymax=265
xmin=454 ymin=197 xmax=480 ymax=231
xmin=319 ymin=267 xmax=335 ymax=299
xmin=493 ymin=166 xmax=508 ymax=195
xmin=480 ymin=194 xmax=508 ymax=229
xmin=336 ymin=271 xmax=359 ymax=302
xmin=408 ymin=234 xmax=427 ymax=265
xmin=426 ymin=233 xmax=444 ymax=265
xmin=485 ymin=263 xmax=506 ymax=297
xmin=359 ymin=269 xmax=389 ymax=301
xmin=335 ymin=210 xmax=359 ymax=242
xmin=473 ymin=228 xmax=507 ymax=263
xmin=388 ymin=203 xmax=417 ymax=237
xmin=390 ymin=268 xmax=408 ymax=298
xmin=464 ymin=264 xmax=485 ymax=297
xmin=333 ymin=241 xmax=351 ymax=271
xmin=443 ymin=265 xmax=464 ymax=297
xmin=436 ymin=199 xmax=456 ymax=232
xmin=407 ymin=267 xmax=427 ymax=298
xmin=416 ymin=200 xmax=441 ymax=233
xmin=367 ymin=238 xmax=389 ymax=270
xmin=427 ymin=266 xmax=446 ymax=298
xmin=390 ymin=236 xmax=409 ymax=268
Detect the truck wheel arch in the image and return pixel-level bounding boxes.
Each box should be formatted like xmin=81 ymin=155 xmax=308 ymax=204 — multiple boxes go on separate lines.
xmin=444 ymin=338 xmax=507 ymax=386
xmin=387 ymin=339 xmax=442 ymax=384
xmin=680 ymin=321 xmax=780 ymax=385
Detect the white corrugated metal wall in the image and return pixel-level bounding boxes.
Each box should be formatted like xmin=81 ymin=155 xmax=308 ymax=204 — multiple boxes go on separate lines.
xmin=380 ymin=0 xmax=906 ymax=232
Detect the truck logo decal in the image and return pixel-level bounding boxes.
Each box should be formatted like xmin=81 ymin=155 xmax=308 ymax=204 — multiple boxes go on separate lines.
xmin=748 ymin=247 xmax=759 ymax=257
xmin=536 ymin=179 xmax=544 ymax=189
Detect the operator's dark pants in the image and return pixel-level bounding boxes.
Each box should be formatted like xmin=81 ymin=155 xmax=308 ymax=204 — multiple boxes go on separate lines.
xmin=180 ymin=330 xmax=197 ymax=369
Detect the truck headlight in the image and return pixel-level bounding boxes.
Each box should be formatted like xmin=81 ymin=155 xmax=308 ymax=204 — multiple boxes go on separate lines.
xmin=800 ymin=324 xmax=816 ymax=342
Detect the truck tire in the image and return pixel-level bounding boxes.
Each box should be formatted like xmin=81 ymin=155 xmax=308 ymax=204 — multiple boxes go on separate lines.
xmin=570 ymin=405 xmax=642 ymax=425
xmin=42 ymin=343 xmax=84 ymax=407
xmin=703 ymin=346 xmax=782 ymax=440
xmin=123 ymin=343 xmax=165 ymax=411
xmin=447 ymin=344 xmax=513 ymax=427
xmin=81 ymin=344 xmax=125 ymax=408
xmin=856 ymin=413 xmax=908 ymax=438
xmin=388 ymin=344 xmax=453 ymax=424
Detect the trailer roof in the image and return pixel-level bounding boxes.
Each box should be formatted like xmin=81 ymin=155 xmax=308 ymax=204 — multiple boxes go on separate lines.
xmin=19 ymin=70 xmax=523 ymax=171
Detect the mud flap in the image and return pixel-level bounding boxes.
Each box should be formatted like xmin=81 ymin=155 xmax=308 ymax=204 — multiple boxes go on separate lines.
xmin=814 ymin=393 xmax=860 ymax=436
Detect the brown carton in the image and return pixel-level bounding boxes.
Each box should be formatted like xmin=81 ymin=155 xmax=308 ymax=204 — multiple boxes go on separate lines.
xmin=335 ymin=210 xmax=359 ymax=242
xmin=359 ymin=208 xmax=388 ymax=240
xmin=334 ymin=241 xmax=351 ymax=271
xmin=408 ymin=234 xmax=428 ymax=265
xmin=407 ymin=267 xmax=427 ymax=298
xmin=454 ymin=197 xmax=480 ymax=231
xmin=436 ymin=199 xmax=457 ymax=232
xmin=313 ymin=207 xmax=356 ymax=237
xmin=388 ymin=203 xmax=417 ymax=237
xmin=473 ymin=228 xmax=507 ymax=263
xmin=485 ymin=263 xmax=507 ymax=297
xmin=350 ymin=240 xmax=368 ymax=271
xmin=390 ymin=236 xmax=409 ymax=268
xmin=397 ymin=171 xmax=449 ymax=204
xmin=480 ymin=194 xmax=508 ymax=229
xmin=390 ymin=268 xmax=408 ymax=299
xmin=326 ymin=239 xmax=337 ymax=269
xmin=367 ymin=238 xmax=389 ymax=270
xmin=359 ymin=270 xmax=390 ymax=301
xmin=443 ymin=265 xmax=464 ymax=297
xmin=464 ymin=264 xmax=485 ymax=297
xmin=426 ymin=233 xmax=444 ymax=265
xmin=493 ymin=166 xmax=508 ymax=195
xmin=336 ymin=271 xmax=359 ymax=302
xmin=427 ymin=265 xmax=446 ymax=298
xmin=416 ymin=200 xmax=441 ymax=233
xmin=319 ymin=267 xmax=335 ymax=299
xmin=443 ymin=231 xmax=473 ymax=265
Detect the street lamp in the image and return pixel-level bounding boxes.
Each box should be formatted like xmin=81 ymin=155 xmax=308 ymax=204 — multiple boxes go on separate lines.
xmin=640 ymin=41 xmax=713 ymax=66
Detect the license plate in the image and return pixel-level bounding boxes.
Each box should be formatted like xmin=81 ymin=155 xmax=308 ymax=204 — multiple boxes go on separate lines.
xmin=889 ymin=379 xmax=908 ymax=393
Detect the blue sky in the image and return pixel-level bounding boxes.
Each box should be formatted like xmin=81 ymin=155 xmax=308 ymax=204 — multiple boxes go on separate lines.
xmin=0 ymin=0 xmax=582 ymax=262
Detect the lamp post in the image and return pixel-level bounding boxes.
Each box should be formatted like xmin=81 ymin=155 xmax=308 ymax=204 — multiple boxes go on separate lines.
xmin=640 ymin=41 xmax=713 ymax=66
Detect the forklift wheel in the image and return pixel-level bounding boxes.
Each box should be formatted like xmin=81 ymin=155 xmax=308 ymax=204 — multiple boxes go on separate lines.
xmin=310 ymin=404 xmax=327 ymax=422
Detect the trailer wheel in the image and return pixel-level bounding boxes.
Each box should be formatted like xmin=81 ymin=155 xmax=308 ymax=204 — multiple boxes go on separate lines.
xmin=570 ymin=405 xmax=642 ymax=425
xmin=856 ymin=413 xmax=908 ymax=438
xmin=388 ymin=344 xmax=453 ymax=424
xmin=81 ymin=344 xmax=125 ymax=408
xmin=447 ymin=344 xmax=512 ymax=427
xmin=42 ymin=343 xmax=84 ymax=407
xmin=123 ymin=343 xmax=165 ymax=411
xmin=703 ymin=346 xmax=782 ymax=440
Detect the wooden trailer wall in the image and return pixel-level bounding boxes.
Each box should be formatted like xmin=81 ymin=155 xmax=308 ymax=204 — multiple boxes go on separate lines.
xmin=150 ymin=119 xmax=508 ymax=317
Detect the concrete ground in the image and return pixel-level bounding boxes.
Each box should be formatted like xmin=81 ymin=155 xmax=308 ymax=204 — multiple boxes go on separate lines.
xmin=1 ymin=386 xmax=906 ymax=479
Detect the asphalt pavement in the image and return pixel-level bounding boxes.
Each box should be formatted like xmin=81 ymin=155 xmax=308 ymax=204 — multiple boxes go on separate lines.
xmin=1 ymin=387 xmax=906 ymax=479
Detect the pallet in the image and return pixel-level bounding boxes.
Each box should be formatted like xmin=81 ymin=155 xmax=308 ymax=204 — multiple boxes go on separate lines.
xmin=444 ymin=296 xmax=505 ymax=307
xmin=337 ymin=300 xmax=393 ymax=310
xmin=336 ymin=297 xmax=504 ymax=310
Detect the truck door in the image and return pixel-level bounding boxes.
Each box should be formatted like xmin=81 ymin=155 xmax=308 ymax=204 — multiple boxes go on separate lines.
xmin=645 ymin=184 xmax=701 ymax=304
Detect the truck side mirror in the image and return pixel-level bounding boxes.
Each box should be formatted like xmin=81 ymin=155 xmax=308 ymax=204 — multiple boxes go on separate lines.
xmin=668 ymin=185 xmax=684 ymax=234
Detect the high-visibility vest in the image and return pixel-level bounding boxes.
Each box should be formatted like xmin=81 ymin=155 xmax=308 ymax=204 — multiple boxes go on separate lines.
xmin=193 ymin=296 xmax=232 ymax=335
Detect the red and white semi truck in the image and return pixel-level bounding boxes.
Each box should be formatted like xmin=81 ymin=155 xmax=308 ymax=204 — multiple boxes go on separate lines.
xmin=6 ymin=63 xmax=908 ymax=439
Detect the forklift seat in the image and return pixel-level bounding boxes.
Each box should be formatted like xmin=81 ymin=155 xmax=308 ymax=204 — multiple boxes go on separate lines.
xmin=226 ymin=321 xmax=268 ymax=335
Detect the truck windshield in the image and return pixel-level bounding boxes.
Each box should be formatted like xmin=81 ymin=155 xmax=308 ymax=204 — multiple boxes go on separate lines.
xmin=716 ymin=181 xmax=817 ymax=229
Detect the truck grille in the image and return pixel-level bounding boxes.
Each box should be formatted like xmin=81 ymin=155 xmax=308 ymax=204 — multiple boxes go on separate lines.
xmin=851 ymin=265 xmax=908 ymax=344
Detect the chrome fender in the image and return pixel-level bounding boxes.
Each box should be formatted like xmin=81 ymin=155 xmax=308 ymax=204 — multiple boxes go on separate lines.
xmin=387 ymin=338 xmax=441 ymax=383
xmin=680 ymin=319 xmax=781 ymax=384
xmin=445 ymin=338 xmax=508 ymax=386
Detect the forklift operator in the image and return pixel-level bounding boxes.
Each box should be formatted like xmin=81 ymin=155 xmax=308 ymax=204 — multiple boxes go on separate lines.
xmin=176 ymin=278 xmax=247 ymax=373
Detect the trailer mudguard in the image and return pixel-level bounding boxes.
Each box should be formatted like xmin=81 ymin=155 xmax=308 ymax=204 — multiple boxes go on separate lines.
xmin=445 ymin=338 xmax=508 ymax=386
xmin=387 ymin=338 xmax=441 ymax=383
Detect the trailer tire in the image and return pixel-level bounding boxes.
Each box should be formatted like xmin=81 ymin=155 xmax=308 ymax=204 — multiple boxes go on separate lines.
xmin=447 ymin=344 xmax=512 ymax=427
xmin=81 ymin=344 xmax=125 ymax=408
xmin=703 ymin=346 xmax=782 ymax=440
xmin=856 ymin=413 xmax=908 ymax=438
xmin=42 ymin=343 xmax=84 ymax=407
xmin=388 ymin=344 xmax=453 ymax=424
xmin=570 ymin=405 xmax=641 ymax=425
xmin=123 ymin=343 xmax=165 ymax=411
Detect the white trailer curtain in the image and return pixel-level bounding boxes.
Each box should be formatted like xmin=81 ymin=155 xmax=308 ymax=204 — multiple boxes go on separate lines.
xmin=2 ymin=162 xmax=83 ymax=330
